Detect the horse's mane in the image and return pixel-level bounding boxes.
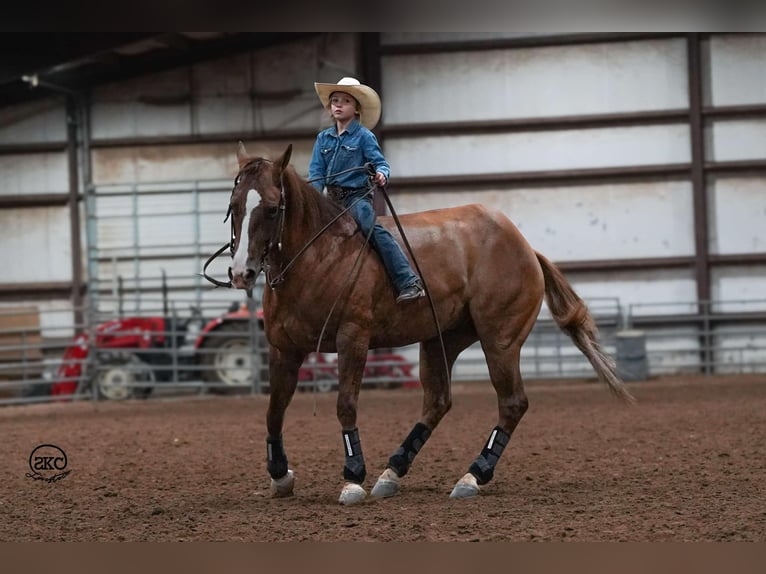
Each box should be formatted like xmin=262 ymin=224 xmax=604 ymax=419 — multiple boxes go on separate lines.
xmin=284 ymin=165 xmax=353 ymax=235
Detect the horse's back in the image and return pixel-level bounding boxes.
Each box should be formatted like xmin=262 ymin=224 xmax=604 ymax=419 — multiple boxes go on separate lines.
xmin=378 ymin=203 xmax=538 ymax=268
xmin=378 ymin=202 xmax=544 ymax=300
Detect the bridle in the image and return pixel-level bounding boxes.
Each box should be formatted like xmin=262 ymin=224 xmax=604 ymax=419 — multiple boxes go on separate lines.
xmin=202 ymin=163 xmax=371 ymax=295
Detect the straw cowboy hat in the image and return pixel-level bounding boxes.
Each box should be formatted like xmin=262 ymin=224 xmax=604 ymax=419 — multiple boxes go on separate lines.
xmin=314 ymin=77 xmax=382 ymax=130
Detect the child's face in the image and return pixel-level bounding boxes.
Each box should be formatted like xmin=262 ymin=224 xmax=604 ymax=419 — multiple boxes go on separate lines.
xmin=329 ymin=92 xmax=358 ymax=123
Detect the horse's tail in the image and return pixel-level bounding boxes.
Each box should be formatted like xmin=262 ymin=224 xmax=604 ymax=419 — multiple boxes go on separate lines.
xmin=535 ymin=251 xmax=636 ymax=404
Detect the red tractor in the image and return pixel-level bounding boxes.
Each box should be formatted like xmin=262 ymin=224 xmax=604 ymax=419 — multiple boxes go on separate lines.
xmin=51 ymin=301 xmax=417 ymax=400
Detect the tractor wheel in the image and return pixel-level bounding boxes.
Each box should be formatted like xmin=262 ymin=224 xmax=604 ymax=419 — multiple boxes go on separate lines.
xmin=93 ymin=352 xmax=155 ymax=401
xmin=198 ymin=322 xmax=255 ymax=394
xmin=313 ymin=371 xmax=335 ymax=393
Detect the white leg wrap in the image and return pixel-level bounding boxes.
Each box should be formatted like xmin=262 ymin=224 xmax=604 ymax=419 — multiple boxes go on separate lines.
xmin=449 ymin=472 xmax=480 ymax=498
xmin=270 ymin=469 xmax=295 ymax=498
xmin=371 ymin=467 xmax=401 ymax=498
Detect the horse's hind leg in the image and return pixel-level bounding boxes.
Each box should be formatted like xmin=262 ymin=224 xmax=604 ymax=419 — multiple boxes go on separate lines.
xmin=371 ymin=329 xmax=476 ymax=498
xmin=265 ymin=345 xmax=303 ymax=498
xmin=449 ymin=306 xmax=538 ymax=496
xmin=449 ymin=343 xmax=527 ymax=498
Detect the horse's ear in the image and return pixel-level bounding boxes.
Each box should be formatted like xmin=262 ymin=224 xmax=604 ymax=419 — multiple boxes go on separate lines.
xmin=236 ymin=141 xmax=249 ymax=168
xmin=279 ymin=144 xmax=292 ymax=172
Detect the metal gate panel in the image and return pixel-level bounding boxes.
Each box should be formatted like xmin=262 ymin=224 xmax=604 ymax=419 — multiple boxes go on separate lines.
xmin=567 ymin=269 xmax=698 ymax=312
xmin=382 ymin=38 xmax=688 ymax=124
xmin=385 ymin=124 xmax=690 ymax=177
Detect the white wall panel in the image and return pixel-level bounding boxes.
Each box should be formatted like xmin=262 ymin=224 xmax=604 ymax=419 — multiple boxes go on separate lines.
xmin=708 ymin=119 xmax=766 ymax=162
xmin=91 ymin=101 xmax=192 ymax=139
xmin=390 ymin=180 xmax=694 ymax=261
xmin=382 ymin=38 xmax=688 ymax=123
xmin=568 ymin=269 xmax=698 ymax=315
xmin=0 ymin=152 xmax=68 ymax=195
xmin=0 ymin=207 xmax=71 ymax=283
xmin=385 ymin=124 xmax=690 ymax=177
xmin=706 ymin=34 xmax=766 ymax=107
xmin=0 ymin=99 xmax=66 ymax=144
xmin=711 ymin=265 xmax=766 ymax=304
xmin=91 ymin=140 xmax=314 ymax=185
xmin=91 ymin=34 xmax=356 ymax=139
xmin=90 ymin=68 xmax=192 ymax=139
xmin=708 ymin=176 xmax=766 ymax=255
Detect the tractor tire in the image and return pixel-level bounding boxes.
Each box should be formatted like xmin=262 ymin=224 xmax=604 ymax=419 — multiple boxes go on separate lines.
xmin=93 ymin=352 xmax=155 ymax=401
xmin=197 ymin=322 xmax=256 ymax=394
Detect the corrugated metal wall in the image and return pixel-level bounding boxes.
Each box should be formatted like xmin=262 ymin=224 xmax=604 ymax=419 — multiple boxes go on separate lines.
xmin=0 ymin=33 xmax=764 ymax=372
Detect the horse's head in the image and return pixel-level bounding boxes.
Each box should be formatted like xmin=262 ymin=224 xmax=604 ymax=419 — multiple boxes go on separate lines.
xmin=228 ymin=142 xmax=292 ymax=292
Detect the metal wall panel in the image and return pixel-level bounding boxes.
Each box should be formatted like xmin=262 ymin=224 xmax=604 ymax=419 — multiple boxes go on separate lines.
xmin=567 ymin=269 xmax=698 ymax=309
xmin=0 ymin=152 xmax=68 ymax=195
xmin=390 ymin=180 xmax=694 ymax=260
xmin=385 ymin=124 xmax=691 ymax=176
xmin=0 ymin=207 xmax=71 ymax=282
xmin=90 ymin=34 xmax=355 ymax=140
xmin=0 ymin=99 xmax=67 ymax=145
xmin=91 ymin=140 xmax=314 ymax=185
xmin=706 ymin=34 xmax=766 ymax=107
xmin=90 ymin=68 xmax=192 ymax=139
xmin=708 ymin=176 xmax=766 ymax=255
xmin=382 ymin=38 xmax=688 ymax=124
xmin=711 ymin=265 xmax=766 ymax=304
xmin=708 ymin=119 xmax=766 ymax=162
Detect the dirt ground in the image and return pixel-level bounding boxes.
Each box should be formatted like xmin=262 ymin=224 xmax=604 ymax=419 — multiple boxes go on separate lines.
xmin=1 ymin=374 xmax=764 ymax=542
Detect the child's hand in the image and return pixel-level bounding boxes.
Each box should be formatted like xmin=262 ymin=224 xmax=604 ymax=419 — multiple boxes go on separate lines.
xmin=373 ymin=171 xmax=387 ymax=186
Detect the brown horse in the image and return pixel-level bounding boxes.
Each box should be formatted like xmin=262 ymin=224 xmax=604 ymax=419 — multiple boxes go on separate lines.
xmin=226 ymin=142 xmax=634 ymax=505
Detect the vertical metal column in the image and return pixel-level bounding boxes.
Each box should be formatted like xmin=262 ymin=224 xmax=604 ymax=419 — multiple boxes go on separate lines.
xmin=66 ymin=95 xmax=84 ymax=328
xmin=687 ymin=33 xmax=713 ymax=372
xmin=358 ymin=32 xmax=386 ymax=216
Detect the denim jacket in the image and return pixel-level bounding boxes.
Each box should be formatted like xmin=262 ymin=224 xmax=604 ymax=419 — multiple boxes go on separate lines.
xmin=308 ymin=119 xmax=390 ymax=193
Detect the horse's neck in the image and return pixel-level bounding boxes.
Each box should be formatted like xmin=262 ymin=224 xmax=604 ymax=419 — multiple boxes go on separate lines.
xmin=281 ymin=177 xmax=345 ymax=256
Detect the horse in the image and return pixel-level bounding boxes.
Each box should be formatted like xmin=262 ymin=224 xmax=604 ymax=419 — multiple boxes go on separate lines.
xmin=224 ymin=142 xmax=634 ymax=505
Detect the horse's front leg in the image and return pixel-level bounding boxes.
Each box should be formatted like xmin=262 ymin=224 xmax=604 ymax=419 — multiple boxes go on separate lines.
xmin=265 ymin=345 xmax=304 ymax=498
xmin=335 ymin=326 xmax=371 ymax=506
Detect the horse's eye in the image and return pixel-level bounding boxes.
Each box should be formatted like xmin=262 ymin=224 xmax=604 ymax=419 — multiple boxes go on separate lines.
xmin=266 ymin=206 xmax=279 ymax=219
xmin=234 ymin=174 xmax=241 ymax=185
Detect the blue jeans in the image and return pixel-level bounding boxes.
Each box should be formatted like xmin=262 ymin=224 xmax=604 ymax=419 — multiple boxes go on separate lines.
xmin=345 ymin=189 xmax=418 ymax=293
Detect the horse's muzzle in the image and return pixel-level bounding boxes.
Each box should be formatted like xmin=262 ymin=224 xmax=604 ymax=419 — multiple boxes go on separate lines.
xmin=229 ymin=265 xmax=257 ymax=290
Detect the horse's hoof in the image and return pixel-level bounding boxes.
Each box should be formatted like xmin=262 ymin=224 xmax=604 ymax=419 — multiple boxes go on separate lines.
xmin=338 ymin=482 xmax=367 ymax=505
xmin=371 ymin=468 xmax=401 ymax=498
xmin=449 ymin=472 xmax=480 ymax=498
xmin=270 ymin=469 xmax=295 ymax=498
